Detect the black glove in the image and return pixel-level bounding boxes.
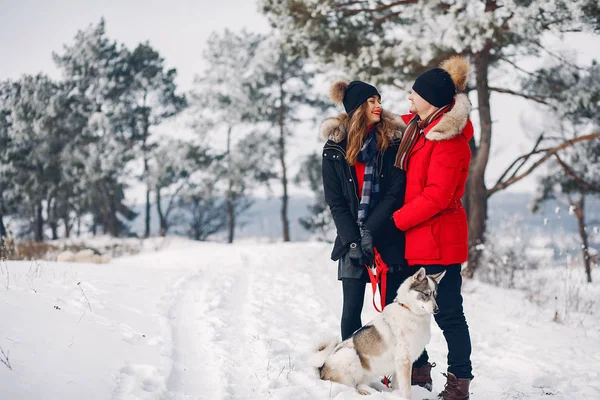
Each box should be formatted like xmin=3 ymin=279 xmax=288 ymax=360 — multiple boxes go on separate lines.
xmin=348 ymin=242 xmax=367 ymax=267
xmin=360 ymin=228 xmax=374 ymax=266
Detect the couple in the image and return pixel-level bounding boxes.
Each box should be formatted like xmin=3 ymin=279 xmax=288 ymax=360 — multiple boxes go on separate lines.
xmin=321 ymin=56 xmax=473 ymax=400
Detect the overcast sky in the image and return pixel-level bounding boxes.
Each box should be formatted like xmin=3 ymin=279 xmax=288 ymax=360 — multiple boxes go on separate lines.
xmin=2 ymin=1 xmax=598 ymax=200
xmin=0 ymin=0 xmax=270 ymax=89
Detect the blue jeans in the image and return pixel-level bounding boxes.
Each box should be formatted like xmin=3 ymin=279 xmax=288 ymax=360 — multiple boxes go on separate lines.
xmin=413 ymin=264 xmax=473 ymax=379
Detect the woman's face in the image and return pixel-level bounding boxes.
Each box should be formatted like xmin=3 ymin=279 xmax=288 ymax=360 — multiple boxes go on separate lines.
xmin=365 ymin=95 xmax=382 ymax=125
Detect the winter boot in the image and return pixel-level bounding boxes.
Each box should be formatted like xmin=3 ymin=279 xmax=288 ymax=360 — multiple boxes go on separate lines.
xmin=412 ymin=362 xmax=435 ymax=391
xmin=438 ymin=372 xmax=472 ymax=400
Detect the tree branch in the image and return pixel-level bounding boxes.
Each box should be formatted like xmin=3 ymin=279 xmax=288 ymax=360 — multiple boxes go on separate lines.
xmin=554 ymin=153 xmax=600 ymax=192
xmin=339 ymin=0 xmax=418 ymax=16
xmin=375 ymin=10 xmax=403 ymax=26
xmin=494 ymin=133 xmax=545 ymax=188
xmin=489 ymin=86 xmax=551 ymax=106
xmin=487 ymin=131 xmax=600 ymax=197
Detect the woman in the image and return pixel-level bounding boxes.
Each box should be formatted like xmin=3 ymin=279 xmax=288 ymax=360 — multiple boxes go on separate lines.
xmin=321 ymin=80 xmax=407 ymax=340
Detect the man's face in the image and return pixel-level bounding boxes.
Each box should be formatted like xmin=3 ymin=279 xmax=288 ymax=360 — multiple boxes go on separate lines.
xmin=408 ymin=90 xmax=430 ymax=115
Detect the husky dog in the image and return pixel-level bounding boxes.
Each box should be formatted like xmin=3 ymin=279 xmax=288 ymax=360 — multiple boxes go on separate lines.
xmin=310 ymin=268 xmax=445 ymax=398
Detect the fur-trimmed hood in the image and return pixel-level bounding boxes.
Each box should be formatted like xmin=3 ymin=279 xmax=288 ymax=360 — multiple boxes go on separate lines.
xmin=425 ymin=93 xmax=472 ymax=141
xmin=319 ymin=110 xmax=406 ymax=143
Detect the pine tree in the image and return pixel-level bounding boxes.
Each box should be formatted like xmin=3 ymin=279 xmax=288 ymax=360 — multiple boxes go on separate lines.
xmin=249 ymin=35 xmax=325 ymax=242
xmin=53 ymin=19 xmax=137 ymax=237
xmin=125 ymin=42 xmax=187 ymax=238
xmin=529 ymin=61 xmax=600 ymax=283
xmin=294 ymin=152 xmax=335 ymax=242
xmin=260 ymin=0 xmax=600 ymax=273
xmin=149 ymin=140 xmax=213 ymax=236
xmin=190 ymin=29 xmax=276 ymax=243
xmin=0 ymin=75 xmax=63 ymax=240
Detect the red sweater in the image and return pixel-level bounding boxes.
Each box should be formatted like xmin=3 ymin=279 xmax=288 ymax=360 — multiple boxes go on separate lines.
xmin=354 ymin=162 xmax=365 ymax=195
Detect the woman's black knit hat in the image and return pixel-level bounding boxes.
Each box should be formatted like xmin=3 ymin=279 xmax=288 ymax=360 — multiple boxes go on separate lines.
xmin=330 ymin=80 xmax=380 ymax=114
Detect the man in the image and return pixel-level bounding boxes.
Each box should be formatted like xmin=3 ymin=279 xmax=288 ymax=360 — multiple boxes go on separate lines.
xmin=392 ymin=56 xmax=474 ymax=400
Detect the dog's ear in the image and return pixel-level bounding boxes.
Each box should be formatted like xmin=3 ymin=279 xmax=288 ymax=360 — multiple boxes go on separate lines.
xmin=429 ymin=270 xmax=446 ymax=285
xmin=413 ymin=267 xmax=427 ymax=282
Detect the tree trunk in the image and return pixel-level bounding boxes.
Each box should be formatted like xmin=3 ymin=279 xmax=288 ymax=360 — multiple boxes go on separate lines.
xmin=50 ymin=221 xmax=58 ymax=240
xmin=464 ymin=45 xmax=493 ymax=279
xmin=47 ymin=197 xmax=58 ymax=240
xmin=278 ymin=74 xmax=290 ymax=242
xmin=0 ymin=214 xmax=6 ymax=238
xmin=225 ymin=126 xmax=236 ymax=244
xmin=573 ymin=193 xmax=592 ymax=283
xmin=227 ymin=181 xmax=235 ymax=244
xmin=63 ymin=216 xmax=71 ymax=239
xmin=143 ymin=111 xmax=151 ymax=238
xmin=144 ymin=186 xmax=151 ymax=238
xmin=156 ymin=187 xmax=167 ymax=237
xmin=34 ymin=202 xmax=44 ymax=242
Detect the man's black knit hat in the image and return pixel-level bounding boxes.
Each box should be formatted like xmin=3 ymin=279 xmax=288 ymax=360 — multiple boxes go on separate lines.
xmin=412 ymin=68 xmax=456 ymax=108
xmin=342 ymin=81 xmax=380 ymax=114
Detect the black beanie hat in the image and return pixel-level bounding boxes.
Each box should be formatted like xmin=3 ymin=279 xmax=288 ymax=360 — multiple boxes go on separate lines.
xmin=343 ymin=81 xmax=380 ymax=114
xmin=412 ymin=68 xmax=456 ymax=108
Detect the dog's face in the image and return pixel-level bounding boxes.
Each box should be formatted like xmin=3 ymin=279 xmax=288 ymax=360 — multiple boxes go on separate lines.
xmin=402 ymin=268 xmax=446 ymax=315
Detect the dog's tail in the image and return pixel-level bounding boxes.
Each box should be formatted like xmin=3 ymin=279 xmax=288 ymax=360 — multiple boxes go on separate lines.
xmin=308 ymin=337 xmax=339 ymax=378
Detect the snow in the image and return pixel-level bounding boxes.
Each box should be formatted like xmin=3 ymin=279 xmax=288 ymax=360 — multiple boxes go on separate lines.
xmin=1 ymin=239 xmax=599 ymax=399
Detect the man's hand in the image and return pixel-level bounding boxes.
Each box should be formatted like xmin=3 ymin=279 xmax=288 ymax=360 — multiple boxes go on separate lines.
xmin=392 ymin=210 xmax=403 ymax=230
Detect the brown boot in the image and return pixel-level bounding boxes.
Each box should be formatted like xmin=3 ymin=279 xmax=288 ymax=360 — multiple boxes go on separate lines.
xmin=438 ymin=372 xmax=472 ymax=400
xmin=411 ymin=362 xmax=435 ymax=391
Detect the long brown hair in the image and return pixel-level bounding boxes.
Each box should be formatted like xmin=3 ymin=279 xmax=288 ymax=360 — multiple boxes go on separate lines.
xmin=345 ymin=102 xmax=392 ymax=165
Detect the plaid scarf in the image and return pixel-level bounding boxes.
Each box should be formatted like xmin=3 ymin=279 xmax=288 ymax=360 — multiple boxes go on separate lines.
xmin=394 ymin=104 xmax=452 ymax=170
xmin=356 ymin=126 xmax=380 ymax=226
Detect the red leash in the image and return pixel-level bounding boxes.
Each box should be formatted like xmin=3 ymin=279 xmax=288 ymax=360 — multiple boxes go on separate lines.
xmin=364 ymin=248 xmax=388 ymax=313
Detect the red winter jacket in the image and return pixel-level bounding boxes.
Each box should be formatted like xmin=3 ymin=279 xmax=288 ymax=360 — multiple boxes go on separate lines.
xmin=393 ymin=94 xmax=473 ymax=266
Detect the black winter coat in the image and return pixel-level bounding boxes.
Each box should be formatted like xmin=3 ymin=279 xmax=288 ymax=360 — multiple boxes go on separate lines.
xmin=320 ymin=111 xmax=408 ymax=280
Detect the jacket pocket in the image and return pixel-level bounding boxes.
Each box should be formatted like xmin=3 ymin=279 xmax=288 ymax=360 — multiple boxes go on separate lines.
xmin=440 ymin=209 xmax=468 ymax=245
xmin=405 ymin=220 xmax=440 ymax=260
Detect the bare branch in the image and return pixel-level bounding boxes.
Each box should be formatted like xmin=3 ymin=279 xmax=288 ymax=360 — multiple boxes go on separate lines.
xmin=554 ymin=153 xmax=600 ymax=192
xmin=500 ymin=57 xmax=538 ymax=78
xmin=0 ymin=346 xmax=11 ymax=370
xmin=487 ymin=131 xmax=600 ymax=197
xmin=489 ymin=86 xmax=551 ymax=106
xmin=532 ymin=41 xmax=592 ymax=72
xmin=494 ymin=133 xmax=545 ymax=188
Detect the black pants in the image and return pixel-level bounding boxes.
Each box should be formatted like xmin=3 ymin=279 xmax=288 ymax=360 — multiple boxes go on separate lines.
xmin=412 ymin=264 xmax=473 ymax=379
xmin=340 ymin=270 xmax=408 ymax=340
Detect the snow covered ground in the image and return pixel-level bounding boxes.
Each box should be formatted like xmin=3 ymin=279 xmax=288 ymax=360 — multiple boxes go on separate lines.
xmin=1 ymin=238 xmax=599 ymax=400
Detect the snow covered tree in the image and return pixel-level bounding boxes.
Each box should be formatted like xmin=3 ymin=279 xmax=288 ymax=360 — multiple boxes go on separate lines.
xmin=532 ymin=139 xmax=600 ymax=283
xmin=248 ymin=35 xmax=325 ymax=242
xmin=53 ymin=19 xmax=138 ymax=237
xmin=149 ymin=140 xmax=213 ymax=236
xmin=177 ymin=180 xmax=228 ymax=242
xmin=529 ymin=61 xmax=600 ymax=283
xmin=125 ymin=42 xmax=187 ymax=238
xmin=0 ymin=75 xmax=64 ymax=241
xmin=190 ymin=29 xmax=277 ymax=243
xmin=260 ymin=0 xmax=600 ymax=275
xmin=0 ymin=81 xmax=18 ymax=238
xmin=294 ymin=152 xmax=335 ymax=242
